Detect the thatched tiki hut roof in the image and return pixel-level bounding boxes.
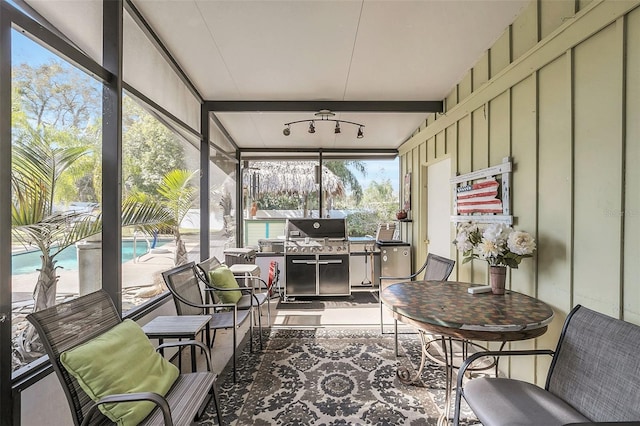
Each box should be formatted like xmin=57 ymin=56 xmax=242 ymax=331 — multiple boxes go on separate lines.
xmin=243 ymin=161 xmax=345 ymax=217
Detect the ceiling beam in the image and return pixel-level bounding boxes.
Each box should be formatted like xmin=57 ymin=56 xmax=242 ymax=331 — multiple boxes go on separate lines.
xmin=204 ymin=100 xmax=442 ymax=113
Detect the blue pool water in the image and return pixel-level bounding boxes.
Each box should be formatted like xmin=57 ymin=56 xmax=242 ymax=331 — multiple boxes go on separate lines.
xmin=12 ymin=240 xmax=170 ymax=275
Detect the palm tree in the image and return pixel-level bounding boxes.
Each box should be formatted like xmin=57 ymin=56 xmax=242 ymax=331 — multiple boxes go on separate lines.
xmin=11 ymin=128 xmax=99 ymax=311
xmin=11 ymin=132 xmax=169 ymax=368
xmin=155 ymin=169 xmax=199 ymax=265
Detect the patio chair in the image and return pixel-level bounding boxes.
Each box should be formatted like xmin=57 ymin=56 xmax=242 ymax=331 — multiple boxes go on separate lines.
xmin=26 ymin=290 xmax=222 ymax=426
xmin=380 ymin=252 xmax=455 ymax=355
xmin=196 ymin=256 xmax=271 ymax=328
xmin=162 ymin=262 xmax=256 ymax=382
xmin=453 ymin=305 xmax=640 ymax=426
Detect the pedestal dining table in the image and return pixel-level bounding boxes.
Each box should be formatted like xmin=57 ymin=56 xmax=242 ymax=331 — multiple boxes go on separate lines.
xmin=381 ymin=280 xmax=554 ymax=426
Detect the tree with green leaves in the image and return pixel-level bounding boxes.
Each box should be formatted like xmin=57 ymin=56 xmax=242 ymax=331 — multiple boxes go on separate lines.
xmin=325 ymin=160 xmax=366 ymax=205
xmin=122 ymin=97 xmax=186 ymax=194
xmin=154 ymin=169 xmax=199 ymax=265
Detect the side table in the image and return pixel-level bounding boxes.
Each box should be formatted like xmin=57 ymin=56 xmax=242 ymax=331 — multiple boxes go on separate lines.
xmin=142 ymin=315 xmax=210 ymax=372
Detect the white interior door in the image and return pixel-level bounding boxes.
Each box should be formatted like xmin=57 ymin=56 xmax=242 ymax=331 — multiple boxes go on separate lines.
xmin=427 ymin=158 xmax=452 ymax=257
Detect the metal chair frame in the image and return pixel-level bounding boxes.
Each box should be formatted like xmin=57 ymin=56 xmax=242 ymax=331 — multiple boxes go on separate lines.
xmin=379 ymin=252 xmax=455 ymax=355
xmin=26 ymin=290 xmax=222 ymax=426
xmin=162 ymin=262 xmax=259 ymax=382
xmin=195 ymin=257 xmax=271 ymax=328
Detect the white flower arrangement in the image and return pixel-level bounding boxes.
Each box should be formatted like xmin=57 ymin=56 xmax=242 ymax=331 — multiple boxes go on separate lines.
xmin=453 ymin=222 xmax=536 ymax=268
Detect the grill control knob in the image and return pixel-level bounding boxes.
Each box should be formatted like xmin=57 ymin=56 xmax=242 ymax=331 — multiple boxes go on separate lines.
xmin=327 ymin=246 xmax=333 ymax=252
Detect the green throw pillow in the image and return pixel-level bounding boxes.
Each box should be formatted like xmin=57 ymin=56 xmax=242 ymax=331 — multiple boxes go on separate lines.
xmin=209 ymin=265 xmax=242 ymax=304
xmin=60 ymin=319 xmax=179 ymax=426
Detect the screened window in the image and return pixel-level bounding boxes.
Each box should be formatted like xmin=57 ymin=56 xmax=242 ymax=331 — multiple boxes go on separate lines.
xmin=11 ymin=30 xmax=103 ymax=372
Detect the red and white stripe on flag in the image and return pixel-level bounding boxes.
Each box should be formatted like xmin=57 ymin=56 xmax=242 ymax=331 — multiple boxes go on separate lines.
xmin=456 ymin=178 xmax=503 ymax=214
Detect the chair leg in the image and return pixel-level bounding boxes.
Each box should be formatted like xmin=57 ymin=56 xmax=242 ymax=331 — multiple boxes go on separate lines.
xmin=266 ymin=298 xmax=271 ymax=326
xmin=210 ymin=380 xmax=223 ymax=426
xmin=249 ymin=311 xmax=254 ymax=354
xmin=394 ymin=318 xmax=399 ymax=357
xmin=257 ymin=306 xmax=263 ymax=350
xmin=380 ymin=296 xmax=384 ymax=334
xmin=232 ymin=326 xmax=237 ymax=383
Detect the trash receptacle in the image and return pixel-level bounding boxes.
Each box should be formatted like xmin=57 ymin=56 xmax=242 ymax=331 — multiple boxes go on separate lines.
xmin=224 ymin=248 xmax=256 ymax=266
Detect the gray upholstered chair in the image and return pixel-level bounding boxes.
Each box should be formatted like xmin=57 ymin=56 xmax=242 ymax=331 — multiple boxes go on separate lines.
xmin=26 ymin=290 xmax=222 ymax=426
xmin=454 ymin=305 xmax=640 ymax=426
xmin=379 ymin=253 xmax=455 ymax=355
xmin=162 ymin=262 xmax=255 ymax=382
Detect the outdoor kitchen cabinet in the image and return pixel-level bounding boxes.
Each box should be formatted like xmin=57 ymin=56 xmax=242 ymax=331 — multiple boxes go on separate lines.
xmin=285 ymin=253 xmax=350 ymax=297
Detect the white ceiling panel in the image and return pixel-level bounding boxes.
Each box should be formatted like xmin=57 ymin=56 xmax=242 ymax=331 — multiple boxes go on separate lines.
xmin=128 ymin=0 xmax=529 ymax=151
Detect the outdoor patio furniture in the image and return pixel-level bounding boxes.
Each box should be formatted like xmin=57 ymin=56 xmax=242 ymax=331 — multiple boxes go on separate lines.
xmin=162 ymin=262 xmax=255 ymax=382
xmin=26 ymin=290 xmax=222 ymax=426
xmin=453 ymin=304 xmax=640 ymax=426
xmin=196 ymin=256 xmax=271 ymax=327
xmin=380 ymin=252 xmax=455 ymax=355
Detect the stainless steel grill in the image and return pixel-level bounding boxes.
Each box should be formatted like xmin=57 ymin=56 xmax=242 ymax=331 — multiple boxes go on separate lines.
xmin=284 ymin=218 xmax=350 ymax=297
xmin=284 ymin=218 xmax=349 ymax=254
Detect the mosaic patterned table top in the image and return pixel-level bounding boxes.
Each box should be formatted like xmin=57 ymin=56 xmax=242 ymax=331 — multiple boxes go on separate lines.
xmin=381 ymin=281 xmax=554 ymax=334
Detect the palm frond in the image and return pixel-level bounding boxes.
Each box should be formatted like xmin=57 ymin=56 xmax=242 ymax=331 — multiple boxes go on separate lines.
xmin=157 ymin=169 xmax=198 ymax=226
xmin=122 ymin=192 xmax=172 ymax=233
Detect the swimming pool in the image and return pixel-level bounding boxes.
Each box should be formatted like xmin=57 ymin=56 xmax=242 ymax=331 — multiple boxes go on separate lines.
xmin=11 ymin=239 xmax=170 ymax=275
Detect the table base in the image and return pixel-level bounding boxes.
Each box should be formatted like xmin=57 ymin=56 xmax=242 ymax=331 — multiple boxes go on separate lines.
xmin=397 ymin=331 xmax=504 ymax=426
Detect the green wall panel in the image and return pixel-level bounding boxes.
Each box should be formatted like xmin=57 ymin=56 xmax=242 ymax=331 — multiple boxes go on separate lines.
xmin=624 ymin=7 xmax=640 ymax=324
xmin=573 ymin=23 xmax=623 ymax=317
xmin=512 ymin=0 xmax=539 ymax=60
xmin=537 ymin=54 xmax=573 ymax=321
xmin=491 ymin=28 xmax=511 ymax=78
xmin=540 ymin=0 xmax=576 ymax=40
xmin=488 ymin=91 xmax=511 ymax=167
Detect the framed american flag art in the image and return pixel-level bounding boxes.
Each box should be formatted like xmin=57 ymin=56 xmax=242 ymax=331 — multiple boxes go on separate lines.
xmin=449 ymin=157 xmax=513 ymax=225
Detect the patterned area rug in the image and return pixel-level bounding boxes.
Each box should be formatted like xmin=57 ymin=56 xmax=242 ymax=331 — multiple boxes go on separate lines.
xmin=197 ymin=328 xmax=480 ymax=425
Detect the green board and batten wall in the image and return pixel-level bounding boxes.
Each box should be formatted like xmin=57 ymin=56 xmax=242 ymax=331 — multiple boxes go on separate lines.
xmin=399 ymin=0 xmax=640 ymax=384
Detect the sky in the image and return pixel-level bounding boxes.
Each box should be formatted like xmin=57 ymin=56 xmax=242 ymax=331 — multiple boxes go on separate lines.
xmin=356 ymin=160 xmax=399 ymax=193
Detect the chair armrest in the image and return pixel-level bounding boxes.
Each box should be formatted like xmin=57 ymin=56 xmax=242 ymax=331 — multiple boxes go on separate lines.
xmin=81 ymin=392 xmax=172 ymax=426
xmin=232 ymin=276 xmax=269 ymax=306
xmin=457 ymin=349 xmax=555 ymax=389
xmin=156 ymin=339 xmax=212 ymax=371
xmin=203 ymin=285 xmax=252 ymax=295
xmin=232 ymin=275 xmax=268 ymax=288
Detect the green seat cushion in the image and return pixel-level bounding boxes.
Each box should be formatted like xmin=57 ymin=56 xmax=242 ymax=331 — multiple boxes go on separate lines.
xmin=208 ymin=265 xmax=242 ymax=304
xmin=60 ymin=319 xmax=179 ymax=426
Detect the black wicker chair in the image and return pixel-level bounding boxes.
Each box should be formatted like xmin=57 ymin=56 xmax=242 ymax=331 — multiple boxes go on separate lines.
xmin=162 ymin=262 xmax=255 ymax=382
xmin=26 ymin=290 xmax=222 ymax=426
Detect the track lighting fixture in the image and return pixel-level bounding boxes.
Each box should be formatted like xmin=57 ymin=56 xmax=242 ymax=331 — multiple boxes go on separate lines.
xmin=282 ymin=110 xmax=364 ymax=139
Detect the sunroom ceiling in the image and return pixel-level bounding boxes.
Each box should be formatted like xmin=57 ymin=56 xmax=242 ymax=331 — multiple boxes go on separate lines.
xmin=26 ymin=0 xmax=529 ymax=152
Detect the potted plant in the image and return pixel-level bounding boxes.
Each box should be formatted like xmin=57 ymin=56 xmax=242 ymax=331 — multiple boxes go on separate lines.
xmin=453 ymin=222 xmax=536 ymax=294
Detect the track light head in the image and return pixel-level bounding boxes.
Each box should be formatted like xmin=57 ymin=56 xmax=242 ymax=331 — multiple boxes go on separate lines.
xmin=283 ymin=125 xmax=291 ymax=136
xmin=334 ymin=122 xmax=341 ymax=134
xmin=357 ymin=126 xmax=364 ymax=139
xmin=308 ymin=121 xmax=315 ymax=134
